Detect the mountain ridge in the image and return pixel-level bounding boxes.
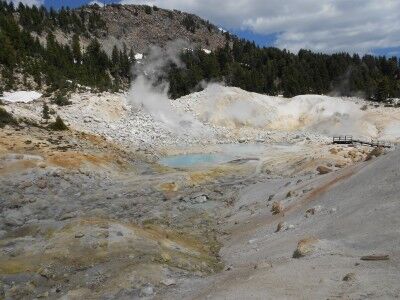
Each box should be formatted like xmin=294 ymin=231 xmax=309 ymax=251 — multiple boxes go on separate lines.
xmin=24 ymin=3 xmax=230 ymax=56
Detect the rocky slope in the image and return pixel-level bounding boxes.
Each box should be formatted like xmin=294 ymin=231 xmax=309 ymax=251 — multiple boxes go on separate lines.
xmin=164 ymin=144 xmax=400 ymax=299
xmin=52 ymin=4 xmax=229 ymax=55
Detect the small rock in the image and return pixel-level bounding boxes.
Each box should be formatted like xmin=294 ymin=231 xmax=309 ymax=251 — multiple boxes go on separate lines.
xmin=59 ymin=212 xmax=77 ymax=221
xmin=161 ymin=252 xmax=171 ymax=262
xmin=305 ymin=205 xmax=322 ymax=216
xmin=302 ymin=188 xmax=313 ymax=194
xmin=97 ymin=231 xmax=109 ymax=238
xmin=50 ymin=170 xmax=61 ymax=177
xmin=19 ymin=181 xmax=33 ymax=189
xmin=271 ymin=201 xmax=283 ymax=215
xmin=8 ymin=197 xmax=27 ymax=209
xmin=36 ymin=180 xmax=47 ymax=189
xmin=177 ymin=205 xmax=186 ymax=211
xmin=161 ymin=278 xmax=176 ymax=286
xmin=196 ymin=195 xmax=208 ymax=203
xmin=75 ymin=233 xmax=85 ymax=238
xmin=141 ymin=286 xmax=154 ymax=296
xmin=191 ymin=194 xmax=209 ymax=203
xmin=37 ymin=291 xmax=49 ymax=298
xmin=335 ymin=161 xmax=347 ymax=168
xmin=293 ymin=237 xmax=318 ymax=258
xmin=305 ymin=208 xmax=315 ymax=216
xmin=342 ymin=272 xmax=356 ymax=281
xmin=4 ymin=210 xmax=24 ymax=226
xmin=275 ymin=221 xmax=287 ymax=232
xmin=37 ymin=162 xmax=46 ymax=169
xmin=38 ymin=267 xmax=52 ymax=279
xmin=286 ymin=191 xmax=294 ymax=198
xmin=329 ymin=148 xmax=338 ymax=155
xmin=317 ymin=166 xmax=332 ymax=175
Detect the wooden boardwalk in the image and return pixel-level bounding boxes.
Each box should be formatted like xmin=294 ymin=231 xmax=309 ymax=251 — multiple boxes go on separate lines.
xmin=333 ymin=136 xmax=392 ymax=148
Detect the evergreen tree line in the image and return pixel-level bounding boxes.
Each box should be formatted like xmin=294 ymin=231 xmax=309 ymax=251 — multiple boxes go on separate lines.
xmin=3 ymin=1 xmax=106 ymax=36
xmin=0 ymin=0 xmax=399 ymax=101
xmin=167 ymin=42 xmax=400 ymax=100
xmin=0 ymin=0 xmax=133 ymax=92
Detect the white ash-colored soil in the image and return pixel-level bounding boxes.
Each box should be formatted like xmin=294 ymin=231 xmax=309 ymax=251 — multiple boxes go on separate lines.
xmin=1 ymin=86 xmax=400 ymax=299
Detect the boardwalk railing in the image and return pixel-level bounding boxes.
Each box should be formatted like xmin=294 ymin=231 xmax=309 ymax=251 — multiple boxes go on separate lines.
xmin=333 ymin=136 xmax=392 ymax=148
xmin=333 ymin=136 xmax=353 ymax=144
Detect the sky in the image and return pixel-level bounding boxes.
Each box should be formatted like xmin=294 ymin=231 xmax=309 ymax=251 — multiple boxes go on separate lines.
xmin=11 ymin=0 xmax=400 ymax=57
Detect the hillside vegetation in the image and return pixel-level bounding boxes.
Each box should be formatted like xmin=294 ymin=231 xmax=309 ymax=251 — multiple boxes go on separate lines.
xmin=0 ymin=1 xmax=399 ymax=100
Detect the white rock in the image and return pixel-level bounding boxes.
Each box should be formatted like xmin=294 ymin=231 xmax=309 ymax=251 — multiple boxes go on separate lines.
xmin=141 ymin=286 xmax=154 ymax=296
xmin=4 ymin=210 xmax=25 ymax=226
xmin=161 ymin=278 xmax=176 ymax=286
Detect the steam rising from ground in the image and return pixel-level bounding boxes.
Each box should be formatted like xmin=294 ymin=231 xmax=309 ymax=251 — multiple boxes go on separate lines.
xmin=125 ymin=42 xmax=399 ymax=141
xmin=126 ymin=40 xmax=205 ymax=135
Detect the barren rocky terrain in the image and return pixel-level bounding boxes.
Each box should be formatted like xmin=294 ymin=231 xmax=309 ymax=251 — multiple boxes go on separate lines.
xmin=45 ymin=4 xmax=228 ymax=56
xmin=1 ymin=86 xmax=399 ymax=299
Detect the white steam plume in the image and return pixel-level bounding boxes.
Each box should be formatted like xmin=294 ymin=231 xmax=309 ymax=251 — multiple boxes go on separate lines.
xmin=126 ymin=40 xmax=206 ymax=135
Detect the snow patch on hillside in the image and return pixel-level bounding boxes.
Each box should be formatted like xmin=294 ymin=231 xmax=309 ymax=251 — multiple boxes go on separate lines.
xmin=1 ymin=91 xmax=42 ymax=103
xmin=134 ymin=53 xmax=143 ymax=60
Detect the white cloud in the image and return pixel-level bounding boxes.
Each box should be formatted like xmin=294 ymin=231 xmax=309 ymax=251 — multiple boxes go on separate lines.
xmin=88 ymin=0 xmax=105 ymax=7
xmin=9 ymin=0 xmax=44 ymax=6
xmin=119 ymin=0 xmax=400 ymax=54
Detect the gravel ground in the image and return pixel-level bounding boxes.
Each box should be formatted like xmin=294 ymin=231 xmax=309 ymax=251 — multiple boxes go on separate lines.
xmin=1 ymin=87 xmax=399 ymax=299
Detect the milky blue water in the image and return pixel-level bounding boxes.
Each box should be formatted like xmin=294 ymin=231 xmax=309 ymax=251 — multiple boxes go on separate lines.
xmin=159 ymin=153 xmax=232 ymax=168
xmin=159 ymin=144 xmax=266 ymax=168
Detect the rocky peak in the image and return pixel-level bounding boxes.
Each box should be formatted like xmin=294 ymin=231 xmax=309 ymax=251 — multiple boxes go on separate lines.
xmin=78 ymin=4 xmax=229 ymax=55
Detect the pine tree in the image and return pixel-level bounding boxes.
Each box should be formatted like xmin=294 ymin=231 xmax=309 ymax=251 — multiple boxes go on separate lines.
xmin=0 ymin=32 xmax=17 ymax=68
xmin=72 ymin=33 xmax=82 ymax=63
xmin=144 ymin=5 xmax=152 ymax=14
xmin=0 ymin=107 xmax=17 ymax=128
xmin=42 ymin=102 xmax=50 ymax=123
xmin=52 ymin=91 xmax=71 ymax=106
xmin=49 ymin=115 xmax=68 ymax=130
xmin=111 ymin=45 xmax=119 ymax=66
xmin=181 ymin=15 xmax=196 ymax=33
xmin=375 ymin=78 xmax=390 ymax=102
